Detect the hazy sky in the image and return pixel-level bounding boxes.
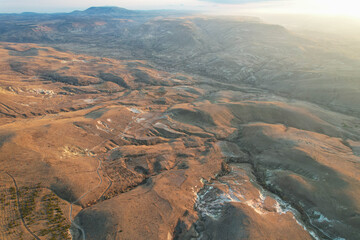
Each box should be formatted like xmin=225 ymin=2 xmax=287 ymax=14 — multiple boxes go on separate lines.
xmin=0 ymin=0 xmax=359 ymax=18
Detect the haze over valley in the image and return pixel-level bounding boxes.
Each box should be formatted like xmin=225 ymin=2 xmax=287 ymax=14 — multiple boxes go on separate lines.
xmin=0 ymin=4 xmax=359 ymax=240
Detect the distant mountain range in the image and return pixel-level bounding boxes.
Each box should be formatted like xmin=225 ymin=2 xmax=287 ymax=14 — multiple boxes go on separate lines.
xmin=1 ymin=7 xmax=358 ymax=117
xmin=0 ymin=6 xmax=193 ymax=18
xmin=75 ymin=6 xmax=134 ymax=15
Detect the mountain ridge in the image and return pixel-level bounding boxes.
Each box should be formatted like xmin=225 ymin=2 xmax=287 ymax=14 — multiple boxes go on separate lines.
xmin=70 ymin=6 xmax=136 ymax=16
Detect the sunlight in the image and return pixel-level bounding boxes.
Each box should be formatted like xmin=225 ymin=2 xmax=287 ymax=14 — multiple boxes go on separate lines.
xmin=220 ymin=0 xmax=360 ymax=18
xmin=315 ymin=0 xmax=360 ymax=17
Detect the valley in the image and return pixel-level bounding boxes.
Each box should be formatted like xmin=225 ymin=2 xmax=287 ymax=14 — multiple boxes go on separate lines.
xmin=0 ymin=7 xmax=359 ymax=240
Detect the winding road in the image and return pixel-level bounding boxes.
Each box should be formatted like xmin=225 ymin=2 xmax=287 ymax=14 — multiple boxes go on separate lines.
xmin=69 ymin=156 xmax=112 ymax=240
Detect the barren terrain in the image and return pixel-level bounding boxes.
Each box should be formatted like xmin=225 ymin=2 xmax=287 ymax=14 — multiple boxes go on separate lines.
xmin=0 ymin=7 xmax=360 ymax=240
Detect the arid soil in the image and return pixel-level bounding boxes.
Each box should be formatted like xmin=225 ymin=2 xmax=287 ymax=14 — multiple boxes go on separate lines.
xmin=0 ymin=40 xmax=359 ymax=240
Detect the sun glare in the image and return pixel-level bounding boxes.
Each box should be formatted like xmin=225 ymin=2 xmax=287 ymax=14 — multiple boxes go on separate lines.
xmin=317 ymin=0 xmax=360 ymax=17
xmin=230 ymin=0 xmax=360 ymax=18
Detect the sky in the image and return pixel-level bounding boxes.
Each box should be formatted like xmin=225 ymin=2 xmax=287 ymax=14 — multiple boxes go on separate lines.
xmin=0 ymin=0 xmax=360 ymax=18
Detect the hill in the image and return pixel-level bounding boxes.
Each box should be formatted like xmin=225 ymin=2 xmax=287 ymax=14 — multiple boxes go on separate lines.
xmin=0 ymin=8 xmax=360 ymax=240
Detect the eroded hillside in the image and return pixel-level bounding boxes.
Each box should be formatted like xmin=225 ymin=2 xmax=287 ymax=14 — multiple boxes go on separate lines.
xmin=0 ymin=42 xmax=359 ymax=240
xmin=1 ymin=8 xmax=359 ymax=118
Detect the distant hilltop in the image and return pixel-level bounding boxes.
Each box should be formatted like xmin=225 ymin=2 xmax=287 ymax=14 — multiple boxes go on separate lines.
xmin=0 ymin=6 xmax=192 ymax=17
xmin=72 ymin=6 xmax=134 ymax=15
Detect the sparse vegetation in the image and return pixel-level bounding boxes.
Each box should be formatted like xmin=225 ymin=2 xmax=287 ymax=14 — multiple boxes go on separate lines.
xmin=0 ymin=186 xmax=22 ymax=239
xmin=39 ymin=193 xmax=71 ymax=239
xmin=0 ymin=8 xmax=360 ymax=239
xmin=19 ymin=185 xmax=40 ymax=223
xmin=9 ymin=187 xmax=16 ymax=200
xmin=1 ymin=184 xmax=71 ymax=240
